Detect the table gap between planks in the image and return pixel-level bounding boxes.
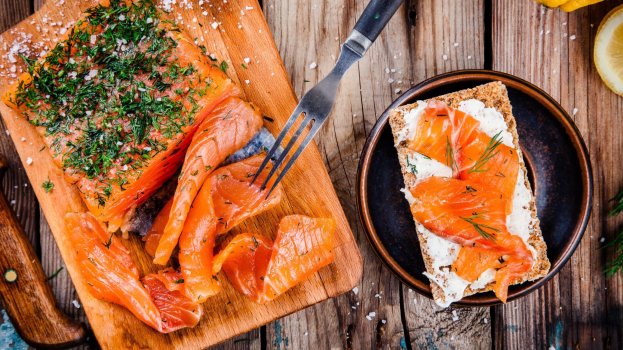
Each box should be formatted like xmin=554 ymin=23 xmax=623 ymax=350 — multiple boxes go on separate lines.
xmin=0 ymin=0 xmax=621 ymax=349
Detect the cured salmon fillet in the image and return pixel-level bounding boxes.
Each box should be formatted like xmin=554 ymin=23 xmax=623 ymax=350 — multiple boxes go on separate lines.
xmin=154 ymin=97 xmax=263 ymax=265
xmin=65 ymin=212 xmax=201 ymax=333
xmin=65 ymin=212 xmax=161 ymax=330
xmin=142 ymin=269 xmax=202 ymax=333
xmin=409 ymin=177 xmax=533 ymax=301
xmin=146 ymin=154 xmax=282 ymax=302
xmin=2 ymin=0 xmax=239 ymax=228
xmin=220 ymin=215 xmax=335 ymax=303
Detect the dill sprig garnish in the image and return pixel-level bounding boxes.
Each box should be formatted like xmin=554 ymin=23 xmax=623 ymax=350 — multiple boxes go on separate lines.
xmin=608 ymin=188 xmax=623 ymax=217
xmin=468 ymin=131 xmax=503 ymax=173
xmin=460 ymin=212 xmax=498 ymax=241
xmin=445 ymin=136 xmax=458 ymax=173
xmin=406 ymin=156 xmax=417 ymax=174
xmin=604 ymin=187 xmax=623 ymax=276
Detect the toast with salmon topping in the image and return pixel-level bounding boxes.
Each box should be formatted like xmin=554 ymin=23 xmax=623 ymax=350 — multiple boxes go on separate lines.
xmin=388 ymin=81 xmax=550 ymax=307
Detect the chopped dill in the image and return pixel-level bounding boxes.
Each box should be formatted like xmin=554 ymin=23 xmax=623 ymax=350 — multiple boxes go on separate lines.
xmin=406 ymin=156 xmax=417 ymax=174
xmin=42 ymin=179 xmax=54 ymax=193
xmin=605 ymin=187 xmax=623 ymax=276
xmin=460 ymin=212 xmax=498 ymax=241
xmin=468 ymin=131 xmax=503 ymax=174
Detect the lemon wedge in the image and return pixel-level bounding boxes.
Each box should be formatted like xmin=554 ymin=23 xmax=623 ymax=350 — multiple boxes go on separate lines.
xmin=538 ymin=0 xmax=569 ymax=8
xmin=560 ymin=0 xmax=604 ymax=12
xmin=595 ymin=4 xmax=623 ymax=95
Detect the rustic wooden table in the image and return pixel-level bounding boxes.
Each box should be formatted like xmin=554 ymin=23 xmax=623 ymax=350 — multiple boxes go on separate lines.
xmin=1 ymin=0 xmax=622 ymax=349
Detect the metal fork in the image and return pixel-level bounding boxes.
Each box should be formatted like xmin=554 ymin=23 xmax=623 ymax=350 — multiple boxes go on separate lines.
xmin=253 ymin=0 xmax=404 ymax=196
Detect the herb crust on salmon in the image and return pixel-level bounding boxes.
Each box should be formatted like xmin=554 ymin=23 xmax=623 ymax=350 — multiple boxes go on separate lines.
xmin=2 ymin=0 xmax=239 ymax=228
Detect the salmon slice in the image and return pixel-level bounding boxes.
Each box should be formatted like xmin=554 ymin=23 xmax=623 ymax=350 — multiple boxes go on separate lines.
xmin=154 ymin=97 xmax=264 ymax=265
xmin=178 ymin=155 xmax=282 ymax=302
xmin=408 ymin=101 xmax=519 ymax=212
xmin=407 ymin=102 xmax=455 ymax=168
xmin=221 ymin=215 xmax=336 ymax=303
xmin=455 ymin=130 xmax=519 ymax=214
xmin=143 ymin=199 xmax=173 ymax=258
xmin=142 ymin=269 xmax=202 ymax=333
xmin=214 ymin=233 xmax=273 ymax=301
xmin=64 ymin=212 xmax=162 ymax=332
xmin=2 ymin=0 xmax=240 ymax=229
xmin=409 ymin=177 xmax=533 ymax=302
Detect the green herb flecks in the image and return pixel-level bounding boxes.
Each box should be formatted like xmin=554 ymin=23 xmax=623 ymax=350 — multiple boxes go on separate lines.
xmin=13 ymin=0 xmax=209 ymax=206
xmin=46 ymin=266 xmax=64 ymax=281
xmin=42 ymin=179 xmax=54 ymax=193
xmin=460 ymin=212 xmax=498 ymax=241
xmin=609 ymin=188 xmax=623 ymax=217
xmin=605 ymin=187 xmax=623 ymax=276
xmin=406 ymin=156 xmax=417 ymax=174
xmin=468 ymin=131 xmax=503 ymax=174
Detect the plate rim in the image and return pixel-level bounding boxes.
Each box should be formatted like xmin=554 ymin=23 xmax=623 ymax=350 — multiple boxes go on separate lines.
xmin=356 ymin=69 xmax=593 ymax=306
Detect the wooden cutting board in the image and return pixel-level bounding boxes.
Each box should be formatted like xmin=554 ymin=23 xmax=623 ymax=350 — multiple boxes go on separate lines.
xmin=0 ymin=0 xmax=362 ymax=348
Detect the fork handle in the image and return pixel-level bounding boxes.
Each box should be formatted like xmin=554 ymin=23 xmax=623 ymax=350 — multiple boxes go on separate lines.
xmin=353 ymin=0 xmax=404 ymax=44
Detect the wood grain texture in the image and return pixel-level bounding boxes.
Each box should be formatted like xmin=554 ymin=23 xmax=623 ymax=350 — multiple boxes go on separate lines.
xmin=0 ymin=0 xmax=362 ymax=349
xmin=491 ymin=1 xmax=623 ymax=349
xmin=263 ymin=0 xmax=491 ymax=349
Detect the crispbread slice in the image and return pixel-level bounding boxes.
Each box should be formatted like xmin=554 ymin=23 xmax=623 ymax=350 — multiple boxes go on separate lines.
xmin=388 ymin=81 xmax=550 ymax=306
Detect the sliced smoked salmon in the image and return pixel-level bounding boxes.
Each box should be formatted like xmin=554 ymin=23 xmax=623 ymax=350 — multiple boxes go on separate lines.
xmin=65 ymin=212 xmax=162 ymax=332
xmin=408 ymin=101 xmax=519 ymax=212
xmin=178 ymin=154 xmax=282 ymax=302
xmin=142 ymin=269 xmax=202 ymax=333
xmin=221 ymin=215 xmax=335 ymax=303
xmin=154 ymin=97 xmax=264 ymax=265
xmin=66 ymin=212 xmax=202 ymax=333
xmin=409 ymin=177 xmax=533 ymax=302
xmin=3 ymin=0 xmax=240 ymax=230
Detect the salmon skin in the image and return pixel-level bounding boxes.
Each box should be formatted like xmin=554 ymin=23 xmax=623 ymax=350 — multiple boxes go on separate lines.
xmin=64 ymin=212 xmax=201 ymax=333
xmin=154 ymin=97 xmax=263 ymax=265
xmin=218 ymin=215 xmax=336 ymax=303
xmin=2 ymin=0 xmax=239 ymax=230
xmin=145 ymin=154 xmax=283 ymax=302
xmin=406 ymin=101 xmax=532 ymax=303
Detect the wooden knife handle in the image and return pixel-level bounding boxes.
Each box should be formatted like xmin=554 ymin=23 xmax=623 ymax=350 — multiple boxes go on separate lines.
xmin=0 ymin=191 xmax=86 ymax=348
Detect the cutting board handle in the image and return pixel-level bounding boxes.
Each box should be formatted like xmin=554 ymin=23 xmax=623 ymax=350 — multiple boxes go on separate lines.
xmin=0 ymin=189 xmax=86 ymax=348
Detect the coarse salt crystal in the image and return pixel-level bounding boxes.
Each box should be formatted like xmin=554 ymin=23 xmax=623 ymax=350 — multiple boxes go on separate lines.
xmin=309 ymin=62 xmax=317 ymax=69
xmin=452 ymin=310 xmax=459 ymax=321
xmin=395 ymin=88 xmax=402 ymax=94
xmin=72 ymin=300 xmax=81 ymax=309
xmin=243 ymin=57 xmax=251 ymax=64
xmin=211 ymin=22 xmax=219 ymax=29
xmin=381 ymin=319 xmax=386 ymax=324
xmin=26 ymin=157 xmax=33 ymax=165
xmin=20 ymin=137 xmax=26 ymax=142
xmin=572 ymin=108 xmax=579 ymax=116
xmin=442 ymin=54 xmax=448 ymax=61
xmin=245 ymin=79 xmax=250 ymax=84
xmin=570 ymin=35 xmax=576 ymax=40
xmin=366 ymin=311 xmax=376 ymax=320
xmin=352 ymin=287 xmax=359 ymax=295
xmin=600 ymin=237 xmax=605 ymax=243
xmin=202 ymin=11 xmax=208 ymax=16
xmin=119 ymin=14 xmax=126 ymax=21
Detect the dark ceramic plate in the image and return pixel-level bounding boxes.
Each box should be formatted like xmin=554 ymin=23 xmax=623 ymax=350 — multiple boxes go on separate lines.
xmin=357 ymin=70 xmax=593 ymax=306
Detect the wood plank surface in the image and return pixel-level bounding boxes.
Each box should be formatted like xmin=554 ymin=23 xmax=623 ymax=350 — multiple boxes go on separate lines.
xmin=0 ymin=0 xmax=362 ymax=349
xmin=1 ymin=0 xmax=623 ymax=349
xmin=491 ymin=1 xmax=623 ymax=349
xmin=263 ymin=0 xmax=491 ymax=349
